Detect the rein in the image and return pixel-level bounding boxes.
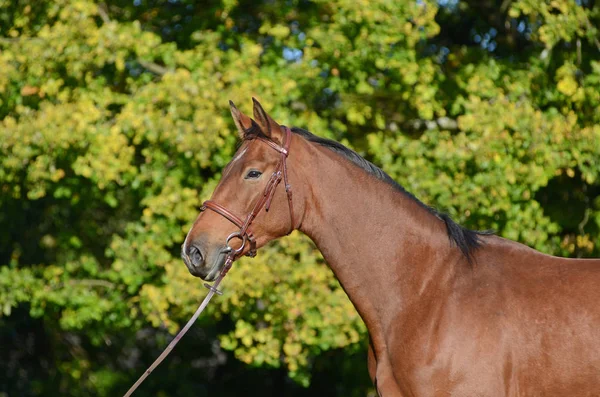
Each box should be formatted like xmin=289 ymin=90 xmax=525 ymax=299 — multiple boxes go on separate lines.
xmin=123 ymin=126 xmax=294 ymax=396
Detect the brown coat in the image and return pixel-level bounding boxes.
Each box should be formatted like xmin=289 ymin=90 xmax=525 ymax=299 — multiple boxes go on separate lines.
xmin=183 ymin=100 xmax=600 ymax=396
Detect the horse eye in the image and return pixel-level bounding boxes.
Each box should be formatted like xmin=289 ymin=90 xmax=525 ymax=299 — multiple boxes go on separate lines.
xmin=245 ymin=170 xmax=263 ymax=180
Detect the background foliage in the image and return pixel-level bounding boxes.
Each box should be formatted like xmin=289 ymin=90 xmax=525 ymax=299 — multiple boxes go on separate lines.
xmin=1 ymin=0 xmax=600 ymax=395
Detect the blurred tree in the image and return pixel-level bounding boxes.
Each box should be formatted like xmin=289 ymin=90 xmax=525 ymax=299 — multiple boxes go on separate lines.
xmin=1 ymin=0 xmax=599 ymax=395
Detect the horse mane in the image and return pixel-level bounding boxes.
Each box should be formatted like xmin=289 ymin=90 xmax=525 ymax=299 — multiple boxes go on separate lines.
xmin=288 ymin=127 xmax=493 ymax=263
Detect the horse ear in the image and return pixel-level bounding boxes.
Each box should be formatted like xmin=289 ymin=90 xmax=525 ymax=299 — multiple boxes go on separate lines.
xmin=229 ymin=100 xmax=253 ymax=139
xmin=252 ymin=97 xmax=283 ymax=143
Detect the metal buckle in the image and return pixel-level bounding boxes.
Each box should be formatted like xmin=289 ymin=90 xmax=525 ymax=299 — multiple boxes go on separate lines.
xmin=203 ymin=282 xmax=223 ymax=295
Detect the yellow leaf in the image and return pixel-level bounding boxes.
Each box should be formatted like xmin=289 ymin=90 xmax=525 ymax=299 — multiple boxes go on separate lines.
xmin=557 ymin=77 xmax=578 ymax=96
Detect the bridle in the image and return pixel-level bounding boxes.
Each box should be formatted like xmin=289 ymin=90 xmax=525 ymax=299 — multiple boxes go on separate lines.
xmin=123 ymin=125 xmax=295 ymax=397
xmin=199 ymin=125 xmax=295 ymax=293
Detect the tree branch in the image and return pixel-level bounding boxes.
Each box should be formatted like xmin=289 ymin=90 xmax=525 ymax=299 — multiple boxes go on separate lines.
xmin=97 ymin=3 xmax=111 ymax=25
xmin=96 ymin=4 xmax=171 ymax=76
xmin=137 ymin=59 xmax=170 ymax=76
xmin=405 ymin=117 xmax=459 ymax=132
xmin=69 ymin=279 xmax=116 ymax=289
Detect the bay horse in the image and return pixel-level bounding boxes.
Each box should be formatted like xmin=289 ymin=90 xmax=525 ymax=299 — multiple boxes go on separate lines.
xmin=182 ymin=99 xmax=600 ymax=396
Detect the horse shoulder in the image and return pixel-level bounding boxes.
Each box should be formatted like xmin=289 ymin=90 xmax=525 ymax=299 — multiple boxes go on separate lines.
xmin=384 ymin=236 xmax=600 ymax=394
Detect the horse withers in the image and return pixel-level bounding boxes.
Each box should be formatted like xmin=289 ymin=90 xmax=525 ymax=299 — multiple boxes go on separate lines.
xmin=182 ymin=99 xmax=600 ymax=396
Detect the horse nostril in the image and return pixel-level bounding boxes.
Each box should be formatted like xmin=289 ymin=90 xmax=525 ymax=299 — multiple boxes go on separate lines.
xmin=188 ymin=245 xmax=204 ymax=267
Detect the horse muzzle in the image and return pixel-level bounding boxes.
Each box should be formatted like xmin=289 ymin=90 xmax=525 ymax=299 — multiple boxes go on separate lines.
xmin=181 ymin=242 xmax=229 ymax=281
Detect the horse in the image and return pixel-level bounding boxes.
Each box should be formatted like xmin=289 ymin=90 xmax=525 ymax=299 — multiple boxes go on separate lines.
xmin=182 ymin=98 xmax=600 ymax=396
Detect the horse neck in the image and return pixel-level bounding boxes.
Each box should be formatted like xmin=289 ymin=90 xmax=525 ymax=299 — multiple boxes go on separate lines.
xmin=295 ymin=140 xmax=462 ymax=334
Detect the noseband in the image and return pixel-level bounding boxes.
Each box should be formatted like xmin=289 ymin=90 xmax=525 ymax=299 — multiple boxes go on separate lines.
xmin=200 ymin=126 xmax=294 ymax=279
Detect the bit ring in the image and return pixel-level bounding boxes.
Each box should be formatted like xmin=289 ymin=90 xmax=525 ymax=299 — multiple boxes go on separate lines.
xmin=226 ymin=231 xmax=246 ymax=256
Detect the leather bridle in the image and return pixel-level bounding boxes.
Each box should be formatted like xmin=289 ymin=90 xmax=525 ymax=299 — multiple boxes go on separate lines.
xmin=123 ymin=126 xmax=295 ymax=397
xmin=199 ymin=126 xmax=294 ymax=292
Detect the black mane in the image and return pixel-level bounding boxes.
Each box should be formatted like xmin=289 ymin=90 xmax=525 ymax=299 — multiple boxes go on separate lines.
xmin=289 ymin=127 xmax=492 ymax=263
